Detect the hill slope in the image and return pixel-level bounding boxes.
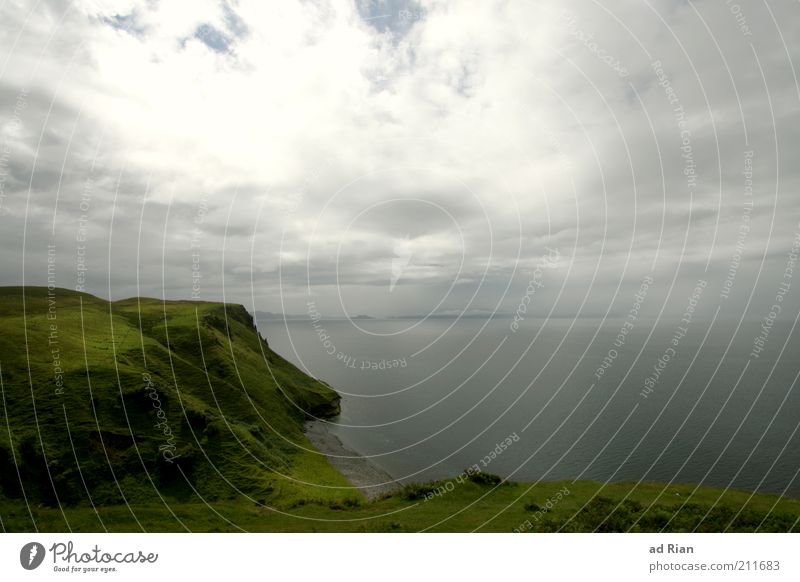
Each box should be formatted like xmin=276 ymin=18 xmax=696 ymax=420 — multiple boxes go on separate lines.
xmin=0 ymin=286 xmax=351 ymax=522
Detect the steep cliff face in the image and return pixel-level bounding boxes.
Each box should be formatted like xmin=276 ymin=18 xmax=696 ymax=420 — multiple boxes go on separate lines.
xmin=198 ymin=303 xmax=340 ymax=418
xmin=0 ymin=287 xmax=346 ymax=509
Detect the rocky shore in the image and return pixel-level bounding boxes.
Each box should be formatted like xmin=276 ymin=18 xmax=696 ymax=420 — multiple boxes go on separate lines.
xmin=304 ymin=420 xmax=402 ymax=501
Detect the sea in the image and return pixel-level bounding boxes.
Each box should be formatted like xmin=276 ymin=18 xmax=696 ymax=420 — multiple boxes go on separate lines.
xmin=258 ymin=316 xmax=800 ymax=496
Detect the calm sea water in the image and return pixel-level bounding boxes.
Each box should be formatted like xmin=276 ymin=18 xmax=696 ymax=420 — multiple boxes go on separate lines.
xmin=259 ymin=317 xmax=800 ymax=496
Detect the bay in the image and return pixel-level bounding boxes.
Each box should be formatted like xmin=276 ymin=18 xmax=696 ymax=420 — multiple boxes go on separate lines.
xmin=259 ymin=316 xmax=800 ymax=496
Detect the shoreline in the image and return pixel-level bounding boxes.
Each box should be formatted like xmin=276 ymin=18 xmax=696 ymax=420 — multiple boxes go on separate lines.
xmin=304 ymin=420 xmax=403 ymax=501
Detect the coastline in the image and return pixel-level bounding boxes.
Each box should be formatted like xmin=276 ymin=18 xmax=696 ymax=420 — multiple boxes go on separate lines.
xmin=304 ymin=420 xmax=402 ymax=501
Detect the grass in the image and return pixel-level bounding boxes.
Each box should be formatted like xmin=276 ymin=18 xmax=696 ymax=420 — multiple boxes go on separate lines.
xmin=2 ymin=479 xmax=798 ymax=533
xmin=0 ymin=286 xmax=350 ymax=513
xmin=0 ymin=286 xmax=798 ymax=532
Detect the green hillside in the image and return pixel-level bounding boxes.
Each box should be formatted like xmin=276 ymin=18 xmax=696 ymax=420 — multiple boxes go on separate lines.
xmin=0 ymin=286 xmax=798 ymax=533
xmin=0 ymin=286 xmax=351 ymax=520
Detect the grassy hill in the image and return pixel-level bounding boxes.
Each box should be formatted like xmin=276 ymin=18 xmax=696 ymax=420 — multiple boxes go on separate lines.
xmin=0 ymin=286 xmax=798 ymax=532
xmin=0 ymin=286 xmax=351 ymax=521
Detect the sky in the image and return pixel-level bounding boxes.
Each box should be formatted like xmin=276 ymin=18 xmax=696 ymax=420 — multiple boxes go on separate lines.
xmin=0 ymin=0 xmax=798 ymax=321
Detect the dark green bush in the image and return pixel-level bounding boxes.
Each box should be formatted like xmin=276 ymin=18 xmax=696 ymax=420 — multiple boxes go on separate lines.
xmin=468 ymin=471 xmax=503 ymax=486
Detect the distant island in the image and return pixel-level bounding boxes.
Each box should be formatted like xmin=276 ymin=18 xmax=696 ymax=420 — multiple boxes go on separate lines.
xmin=254 ymin=310 xmax=374 ymax=322
xmin=388 ymin=312 xmax=511 ymax=320
xmin=254 ymin=310 xmax=308 ymax=321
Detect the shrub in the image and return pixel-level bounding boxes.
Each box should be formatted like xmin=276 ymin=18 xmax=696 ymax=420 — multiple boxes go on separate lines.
xmin=468 ymin=472 xmax=503 ymax=486
xmin=402 ymin=483 xmax=436 ymax=500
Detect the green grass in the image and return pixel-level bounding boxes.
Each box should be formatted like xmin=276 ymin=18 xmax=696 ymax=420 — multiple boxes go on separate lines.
xmin=1 ymin=286 xmax=798 ymax=533
xmin=0 ymin=286 xmax=350 ymax=514
xmin=2 ymin=479 xmax=798 ymax=532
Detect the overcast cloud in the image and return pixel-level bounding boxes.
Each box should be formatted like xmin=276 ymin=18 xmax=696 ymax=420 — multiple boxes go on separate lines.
xmin=0 ymin=0 xmax=799 ymax=320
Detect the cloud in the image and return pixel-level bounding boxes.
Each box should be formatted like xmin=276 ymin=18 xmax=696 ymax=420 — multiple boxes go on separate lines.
xmin=0 ymin=0 xmax=798 ymax=321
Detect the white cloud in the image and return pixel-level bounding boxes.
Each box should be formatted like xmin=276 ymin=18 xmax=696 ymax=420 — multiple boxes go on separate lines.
xmin=0 ymin=0 xmax=798 ymax=319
